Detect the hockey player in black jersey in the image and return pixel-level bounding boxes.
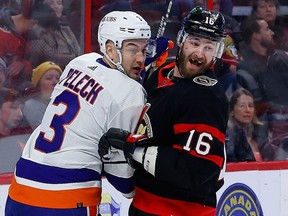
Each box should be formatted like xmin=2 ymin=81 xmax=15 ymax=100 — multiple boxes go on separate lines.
xmin=99 ymin=6 xmax=229 ymax=216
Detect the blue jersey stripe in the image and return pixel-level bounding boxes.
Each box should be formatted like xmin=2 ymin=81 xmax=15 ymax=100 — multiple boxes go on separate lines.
xmin=103 ymin=170 xmax=134 ymax=194
xmin=15 ymin=157 xmax=101 ymax=184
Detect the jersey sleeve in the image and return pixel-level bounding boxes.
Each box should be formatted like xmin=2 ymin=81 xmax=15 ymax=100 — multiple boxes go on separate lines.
xmin=102 ymin=92 xmax=145 ymax=198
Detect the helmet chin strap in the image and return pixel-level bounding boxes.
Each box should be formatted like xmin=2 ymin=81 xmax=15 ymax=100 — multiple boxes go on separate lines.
xmin=104 ymin=49 xmax=126 ymax=75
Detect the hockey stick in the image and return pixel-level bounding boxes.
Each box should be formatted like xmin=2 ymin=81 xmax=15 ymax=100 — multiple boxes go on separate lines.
xmin=156 ymin=0 xmax=174 ymax=38
xmin=144 ymin=0 xmax=174 ymax=83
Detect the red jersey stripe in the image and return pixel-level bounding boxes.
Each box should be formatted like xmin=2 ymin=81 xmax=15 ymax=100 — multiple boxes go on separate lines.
xmin=157 ymin=62 xmax=175 ymax=88
xmin=174 ymin=123 xmax=225 ymax=143
xmin=132 ymin=186 xmax=216 ymax=216
xmin=173 ymin=144 xmax=224 ymax=167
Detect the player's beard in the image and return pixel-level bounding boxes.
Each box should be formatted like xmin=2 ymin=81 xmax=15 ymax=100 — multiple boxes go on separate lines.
xmin=177 ymin=49 xmax=212 ymax=78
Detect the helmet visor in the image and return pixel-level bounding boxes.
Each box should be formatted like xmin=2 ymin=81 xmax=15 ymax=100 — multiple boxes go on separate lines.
xmin=146 ymin=39 xmax=157 ymax=58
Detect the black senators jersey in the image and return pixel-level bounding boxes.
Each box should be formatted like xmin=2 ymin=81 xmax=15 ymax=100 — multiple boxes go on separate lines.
xmin=134 ymin=62 xmax=229 ymax=211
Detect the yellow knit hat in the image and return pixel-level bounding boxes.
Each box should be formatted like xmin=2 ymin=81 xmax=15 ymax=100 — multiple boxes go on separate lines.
xmin=32 ymin=61 xmax=62 ymax=87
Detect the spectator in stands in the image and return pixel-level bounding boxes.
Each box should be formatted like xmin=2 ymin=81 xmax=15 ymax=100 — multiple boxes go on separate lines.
xmin=60 ymin=0 xmax=83 ymax=43
xmin=225 ymin=88 xmax=276 ymax=162
xmin=236 ymin=16 xmax=275 ymax=116
xmin=0 ymin=2 xmax=37 ymax=91
xmin=213 ymin=0 xmax=240 ymax=36
xmin=238 ymin=12 xmax=288 ymax=153
xmin=43 ymin=0 xmax=63 ymax=19
xmin=23 ymin=61 xmax=62 ymax=130
xmin=26 ymin=0 xmax=81 ymax=70
xmin=251 ymin=0 xmax=288 ymax=51
xmin=259 ymin=50 xmax=288 ymax=152
xmin=262 ymin=50 xmax=288 ymax=107
xmin=0 ymin=87 xmax=31 ymax=174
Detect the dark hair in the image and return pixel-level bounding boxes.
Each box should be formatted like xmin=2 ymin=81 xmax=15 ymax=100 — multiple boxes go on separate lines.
xmin=0 ymin=87 xmax=22 ymax=107
xmin=0 ymin=7 xmax=19 ymax=33
xmin=251 ymin=0 xmax=279 ymax=15
xmin=30 ymin=1 xmax=59 ymax=30
xmin=240 ymin=16 xmax=264 ymax=44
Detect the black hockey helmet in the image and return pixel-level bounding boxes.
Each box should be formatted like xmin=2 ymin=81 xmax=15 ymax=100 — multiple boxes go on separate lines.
xmin=182 ymin=6 xmax=226 ymax=41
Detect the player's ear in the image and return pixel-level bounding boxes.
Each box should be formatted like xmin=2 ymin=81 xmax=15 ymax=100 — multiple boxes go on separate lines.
xmin=105 ymin=40 xmax=118 ymax=61
xmin=105 ymin=41 xmax=114 ymax=55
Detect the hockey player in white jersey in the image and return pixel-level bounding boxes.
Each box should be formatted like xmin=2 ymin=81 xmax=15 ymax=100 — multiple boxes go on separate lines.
xmin=5 ymin=11 xmax=151 ymax=216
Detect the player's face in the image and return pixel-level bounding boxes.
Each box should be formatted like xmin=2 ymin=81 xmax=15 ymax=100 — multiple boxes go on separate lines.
xmin=177 ymin=35 xmax=217 ymax=78
xmin=121 ymin=39 xmax=148 ymax=80
xmin=38 ymin=69 xmax=61 ymax=101
xmin=0 ymin=101 xmax=23 ymax=131
xmin=233 ymin=94 xmax=255 ymax=125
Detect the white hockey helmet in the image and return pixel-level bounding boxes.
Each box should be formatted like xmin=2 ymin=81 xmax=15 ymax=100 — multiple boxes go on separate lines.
xmin=98 ymin=11 xmax=151 ymax=55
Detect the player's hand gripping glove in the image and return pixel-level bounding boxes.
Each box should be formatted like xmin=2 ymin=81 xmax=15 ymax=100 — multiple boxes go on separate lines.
xmin=98 ymin=128 xmax=150 ymax=168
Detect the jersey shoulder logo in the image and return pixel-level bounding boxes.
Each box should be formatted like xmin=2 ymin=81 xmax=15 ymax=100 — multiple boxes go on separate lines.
xmin=193 ymin=75 xmax=217 ymax=86
xmin=87 ymin=66 xmax=98 ymax=71
xmin=135 ymin=103 xmax=153 ymax=137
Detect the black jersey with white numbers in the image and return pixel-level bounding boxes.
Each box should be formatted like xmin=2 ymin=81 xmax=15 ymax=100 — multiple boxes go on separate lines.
xmin=134 ymin=62 xmax=229 ymax=210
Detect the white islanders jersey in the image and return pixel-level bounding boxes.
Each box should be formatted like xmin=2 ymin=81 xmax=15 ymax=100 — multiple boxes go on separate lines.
xmin=8 ymin=52 xmax=146 ymax=208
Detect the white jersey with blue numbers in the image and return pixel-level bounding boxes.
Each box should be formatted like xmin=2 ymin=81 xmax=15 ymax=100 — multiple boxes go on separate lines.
xmin=8 ymin=52 xmax=146 ymax=209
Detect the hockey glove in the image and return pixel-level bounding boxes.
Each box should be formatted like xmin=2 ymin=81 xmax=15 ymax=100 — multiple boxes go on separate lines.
xmin=98 ymin=128 xmax=150 ymax=168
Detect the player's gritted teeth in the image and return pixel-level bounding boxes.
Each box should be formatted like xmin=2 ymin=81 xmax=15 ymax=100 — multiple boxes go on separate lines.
xmin=189 ymin=58 xmax=203 ymax=67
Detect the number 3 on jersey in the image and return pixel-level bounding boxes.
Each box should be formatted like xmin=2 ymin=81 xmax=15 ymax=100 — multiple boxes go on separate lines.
xmin=35 ymin=90 xmax=80 ymax=153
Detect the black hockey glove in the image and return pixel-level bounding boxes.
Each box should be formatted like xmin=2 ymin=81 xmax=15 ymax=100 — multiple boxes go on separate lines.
xmin=98 ymin=128 xmax=150 ymax=168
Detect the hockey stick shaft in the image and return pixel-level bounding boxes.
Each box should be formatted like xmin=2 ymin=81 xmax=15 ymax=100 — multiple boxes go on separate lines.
xmin=144 ymin=0 xmax=174 ymax=83
xmin=156 ymin=0 xmax=174 ymax=38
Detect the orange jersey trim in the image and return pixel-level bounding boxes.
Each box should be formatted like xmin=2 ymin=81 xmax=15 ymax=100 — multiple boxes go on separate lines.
xmin=8 ymin=177 xmax=102 ymax=209
xmin=132 ymin=187 xmax=216 ymax=216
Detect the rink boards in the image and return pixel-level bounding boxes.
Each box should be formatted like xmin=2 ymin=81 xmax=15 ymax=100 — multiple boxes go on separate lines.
xmin=1 ymin=161 xmax=288 ymax=216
